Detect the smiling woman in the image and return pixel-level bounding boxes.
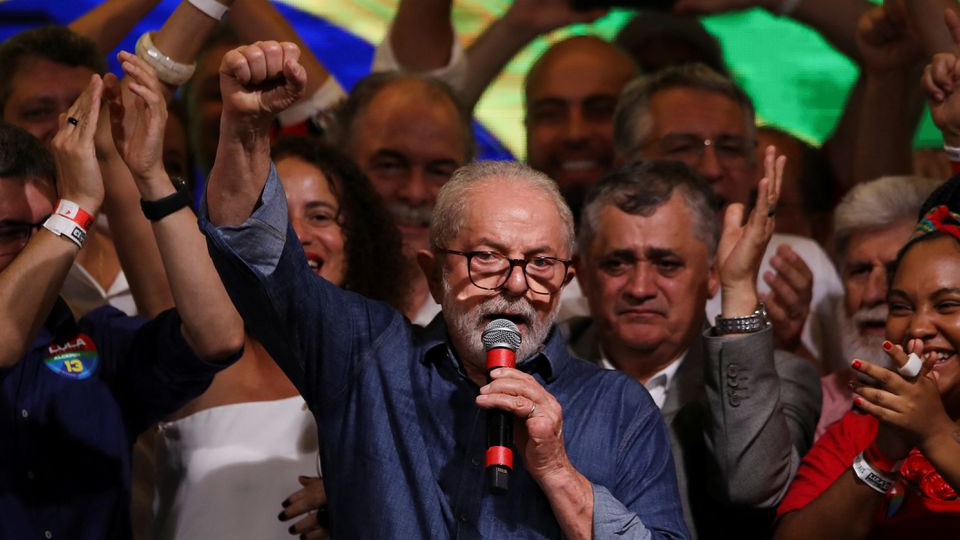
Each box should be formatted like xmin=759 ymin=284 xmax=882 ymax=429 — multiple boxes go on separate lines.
xmin=773 ymin=178 xmax=960 ymax=540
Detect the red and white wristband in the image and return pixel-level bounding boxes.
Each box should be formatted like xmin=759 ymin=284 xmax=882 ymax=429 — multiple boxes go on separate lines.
xmin=43 ymin=199 xmax=93 ymax=248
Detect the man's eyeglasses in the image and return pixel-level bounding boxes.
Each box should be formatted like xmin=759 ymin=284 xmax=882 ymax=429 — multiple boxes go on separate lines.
xmin=439 ymin=249 xmax=572 ymax=295
xmin=643 ymin=134 xmax=756 ymax=170
xmin=0 ymin=215 xmax=49 ymax=257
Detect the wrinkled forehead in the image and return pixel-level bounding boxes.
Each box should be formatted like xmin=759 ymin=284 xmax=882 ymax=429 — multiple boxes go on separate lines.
xmin=458 ymin=180 xmax=569 ymax=253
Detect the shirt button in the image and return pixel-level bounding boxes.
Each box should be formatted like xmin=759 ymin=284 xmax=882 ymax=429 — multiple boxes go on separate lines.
xmin=20 ymin=409 xmax=28 ymax=418
xmin=44 ymin=531 xmax=53 ymax=539
xmin=458 ymin=513 xmax=469 ymax=522
xmin=471 ymin=457 xmax=481 ymax=466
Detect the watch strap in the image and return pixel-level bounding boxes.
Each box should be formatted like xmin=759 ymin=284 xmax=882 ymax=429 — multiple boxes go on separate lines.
xmin=140 ymin=178 xmax=191 ymax=221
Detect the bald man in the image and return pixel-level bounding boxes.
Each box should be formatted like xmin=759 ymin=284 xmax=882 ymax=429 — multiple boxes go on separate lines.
xmin=524 ymin=36 xmax=638 ymax=218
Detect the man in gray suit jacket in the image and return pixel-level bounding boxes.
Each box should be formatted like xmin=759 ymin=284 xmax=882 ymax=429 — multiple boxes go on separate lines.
xmin=566 ymin=159 xmax=821 ymax=539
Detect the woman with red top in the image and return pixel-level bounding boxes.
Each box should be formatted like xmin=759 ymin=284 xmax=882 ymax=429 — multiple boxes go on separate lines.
xmin=774 ymin=184 xmax=960 ymax=538
xmin=775 ymin=12 xmax=960 ymax=538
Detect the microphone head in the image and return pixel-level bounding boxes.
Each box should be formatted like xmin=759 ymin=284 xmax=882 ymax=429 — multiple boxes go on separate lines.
xmin=482 ymin=319 xmax=521 ymax=353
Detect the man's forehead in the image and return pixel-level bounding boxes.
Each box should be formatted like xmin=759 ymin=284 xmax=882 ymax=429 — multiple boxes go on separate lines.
xmin=594 ymin=196 xmax=705 ymax=250
xmin=527 ymin=40 xmax=635 ymax=101
xmin=648 ymin=87 xmax=748 ymax=135
xmin=458 ymin=180 xmax=567 ymax=248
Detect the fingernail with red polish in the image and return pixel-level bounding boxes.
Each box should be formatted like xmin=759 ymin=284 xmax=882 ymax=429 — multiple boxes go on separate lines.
xmin=882 ymin=340 xmax=893 ymax=351
xmin=854 ymin=396 xmax=862 ymax=406
xmin=852 ymin=360 xmax=862 ymax=370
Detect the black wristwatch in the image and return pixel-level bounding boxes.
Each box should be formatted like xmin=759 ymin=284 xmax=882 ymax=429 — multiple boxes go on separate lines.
xmin=714 ymin=302 xmax=770 ymax=335
xmin=140 ymin=176 xmax=192 ymax=221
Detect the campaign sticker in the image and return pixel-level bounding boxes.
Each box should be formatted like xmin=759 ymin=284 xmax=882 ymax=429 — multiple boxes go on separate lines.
xmin=44 ymin=333 xmax=98 ymax=380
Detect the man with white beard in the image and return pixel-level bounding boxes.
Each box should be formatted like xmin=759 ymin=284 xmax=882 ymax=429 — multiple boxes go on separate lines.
xmin=816 ymin=175 xmax=942 ymax=437
xmin=201 ymin=41 xmax=689 ymax=538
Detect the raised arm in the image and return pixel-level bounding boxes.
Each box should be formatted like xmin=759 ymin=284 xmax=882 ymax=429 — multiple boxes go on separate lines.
xmin=906 ymin=0 xmax=960 ymax=56
xmin=205 ymin=41 xmax=305 ymax=225
xmin=705 ymin=147 xmax=819 ymax=505
xmin=461 ymin=0 xmax=605 ymax=108
xmin=674 ymin=0 xmax=872 ymax=60
xmin=0 ymin=76 xmax=104 ymax=368
xmin=68 ymin=0 xmax=162 ymax=53
xmin=387 ymin=0 xmax=456 ymax=72
xmin=106 ymin=51 xmax=243 ymax=361
xmin=849 ymin=0 xmax=924 ymax=188
xmin=95 ymin=82 xmax=174 ymax=318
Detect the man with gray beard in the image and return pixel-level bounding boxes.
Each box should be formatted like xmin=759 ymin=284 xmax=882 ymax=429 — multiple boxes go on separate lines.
xmin=816 ymin=175 xmax=942 ymax=437
xmin=201 ymin=41 xmax=688 ymax=538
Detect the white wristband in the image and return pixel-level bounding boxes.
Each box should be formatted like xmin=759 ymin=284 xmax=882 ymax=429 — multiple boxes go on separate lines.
xmin=898 ymin=352 xmax=923 ymax=378
xmin=944 ymin=144 xmax=960 ymax=163
xmin=776 ymin=0 xmax=802 ymax=16
xmin=852 ymin=452 xmax=896 ymax=494
xmin=187 ymin=0 xmax=229 ymax=21
xmin=135 ymin=31 xmax=197 ymax=86
xmin=43 ymin=214 xmax=87 ymax=248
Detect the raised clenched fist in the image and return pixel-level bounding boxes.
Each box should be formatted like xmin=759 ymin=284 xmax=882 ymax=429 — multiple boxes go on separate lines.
xmin=219 ymin=40 xmax=307 ymax=121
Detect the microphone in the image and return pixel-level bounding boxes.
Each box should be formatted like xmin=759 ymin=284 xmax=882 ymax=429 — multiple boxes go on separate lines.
xmin=481 ymin=318 xmax=521 ymax=494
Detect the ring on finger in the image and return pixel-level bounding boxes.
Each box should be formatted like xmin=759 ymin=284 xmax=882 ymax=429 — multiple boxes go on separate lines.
xmin=767 ymin=204 xmax=777 ymax=217
xmin=67 ymin=116 xmax=80 ymax=126
xmin=898 ymin=352 xmax=922 ymax=379
xmin=526 ymin=403 xmax=537 ymax=420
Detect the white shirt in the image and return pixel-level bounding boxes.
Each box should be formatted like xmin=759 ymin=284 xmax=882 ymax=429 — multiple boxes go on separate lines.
xmin=600 ymin=352 xmax=686 ymax=410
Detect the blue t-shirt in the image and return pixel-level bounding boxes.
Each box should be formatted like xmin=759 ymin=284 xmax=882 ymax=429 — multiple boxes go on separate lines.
xmin=0 ymin=300 xmax=228 ymax=540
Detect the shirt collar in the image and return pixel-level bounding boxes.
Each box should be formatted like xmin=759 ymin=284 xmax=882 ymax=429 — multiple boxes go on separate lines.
xmin=599 ymin=348 xmax=687 ymax=390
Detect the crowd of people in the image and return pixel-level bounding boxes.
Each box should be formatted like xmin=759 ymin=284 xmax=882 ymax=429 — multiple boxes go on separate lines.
xmin=2 ymin=0 xmax=960 ymax=538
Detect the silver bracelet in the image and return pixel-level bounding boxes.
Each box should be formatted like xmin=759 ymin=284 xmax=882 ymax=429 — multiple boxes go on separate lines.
xmin=135 ymin=31 xmax=197 ymax=86
xmin=852 ymin=452 xmax=897 ymax=494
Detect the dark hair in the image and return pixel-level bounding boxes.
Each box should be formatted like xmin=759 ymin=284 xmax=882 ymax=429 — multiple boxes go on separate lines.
xmin=578 ymin=159 xmax=720 ymax=257
xmin=329 ymin=71 xmax=475 ymax=161
xmin=0 ymin=26 xmax=106 ymax=111
xmin=0 ymin=120 xmax=55 ymax=185
xmin=272 ymin=136 xmax=408 ymax=310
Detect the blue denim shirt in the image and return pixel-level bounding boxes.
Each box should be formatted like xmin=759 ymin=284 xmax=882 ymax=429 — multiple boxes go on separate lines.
xmin=0 ymin=300 xmax=228 ymax=540
xmin=199 ymin=165 xmax=689 ymax=539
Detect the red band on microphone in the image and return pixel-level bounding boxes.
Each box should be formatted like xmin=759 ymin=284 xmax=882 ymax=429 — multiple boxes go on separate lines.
xmin=486 ymin=446 xmax=513 ymax=469
xmin=486 ymin=348 xmax=516 ymax=370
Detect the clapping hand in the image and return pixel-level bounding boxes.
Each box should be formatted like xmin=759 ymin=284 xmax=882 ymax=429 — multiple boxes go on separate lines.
xmin=716 ymin=145 xmax=786 ymax=318
xmin=50 ymin=74 xmax=106 ymax=215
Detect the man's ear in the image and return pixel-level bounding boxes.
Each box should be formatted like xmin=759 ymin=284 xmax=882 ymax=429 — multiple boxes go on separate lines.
xmin=707 ymin=259 xmax=720 ymax=299
xmin=417 ymin=249 xmax=444 ymax=304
